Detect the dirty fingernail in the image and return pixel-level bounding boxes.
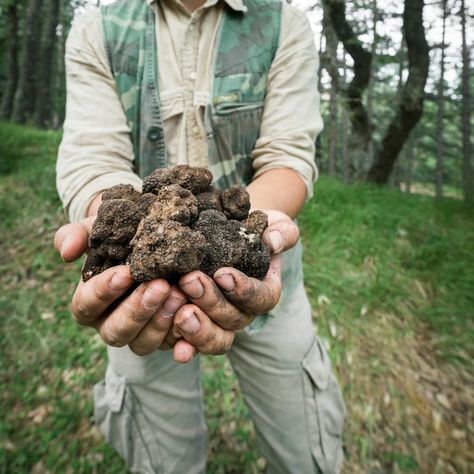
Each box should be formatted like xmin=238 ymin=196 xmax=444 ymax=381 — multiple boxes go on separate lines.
xmin=178 ymin=313 xmax=200 ymax=336
xmin=161 ymin=297 xmax=184 ymax=319
xmin=181 ymin=278 xmax=204 ymax=299
xmin=110 ymin=271 xmax=130 ymax=290
xmin=216 ymin=273 xmax=235 ymax=292
xmin=60 ymin=235 xmax=74 ymax=256
xmin=143 ymin=284 xmax=165 ymax=310
xmin=268 ymin=231 xmax=283 ymax=253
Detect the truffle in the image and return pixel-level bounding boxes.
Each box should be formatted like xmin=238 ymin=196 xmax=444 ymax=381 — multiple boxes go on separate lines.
xmin=129 ymin=218 xmax=207 ymax=282
xmin=221 ymin=185 xmax=251 ymax=220
xmin=82 ymin=165 xmax=271 ymax=283
xmin=143 ymin=165 xmax=213 ymax=195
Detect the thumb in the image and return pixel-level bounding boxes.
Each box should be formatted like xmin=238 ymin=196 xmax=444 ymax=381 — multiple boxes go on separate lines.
xmin=54 ymin=216 xmax=96 ymax=262
xmin=262 ymin=218 xmax=300 ymax=255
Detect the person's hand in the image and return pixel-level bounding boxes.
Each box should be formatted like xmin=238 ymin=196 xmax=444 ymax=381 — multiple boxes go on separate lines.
xmin=54 ymin=217 xmax=195 ymax=361
xmin=174 ymin=209 xmax=299 ymax=349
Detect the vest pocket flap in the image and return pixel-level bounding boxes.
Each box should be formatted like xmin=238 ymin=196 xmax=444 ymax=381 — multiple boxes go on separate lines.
xmin=303 ymin=339 xmax=330 ymax=391
xmin=214 ymin=100 xmax=264 ymax=116
xmin=213 ymin=72 xmax=267 ymax=113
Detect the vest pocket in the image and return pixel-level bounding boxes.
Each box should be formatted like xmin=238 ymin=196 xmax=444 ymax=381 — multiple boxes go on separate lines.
xmin=206 ymin=101 xmax=264 ymax=188
xmin=303 ymin=338 xmax=346 ymax=474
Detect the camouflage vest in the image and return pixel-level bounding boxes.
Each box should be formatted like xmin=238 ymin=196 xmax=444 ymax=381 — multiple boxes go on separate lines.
xmin=101 ymin=0 xmax=304 ymax=330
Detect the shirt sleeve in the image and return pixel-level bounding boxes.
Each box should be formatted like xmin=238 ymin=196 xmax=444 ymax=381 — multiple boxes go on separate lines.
xmin=56 ymin=9 xmax=142 ymax=223
xmin=251 ymin=5 xmax=322 ymax=200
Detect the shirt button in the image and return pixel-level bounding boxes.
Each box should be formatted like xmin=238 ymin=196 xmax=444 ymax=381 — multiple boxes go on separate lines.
xmin=190 ymin=71 xmax=197 ymax=81
xmin=147 ymin=127 xmax=161 ymax=142
xmin=192 ymin=126 xmax=200 ymax=136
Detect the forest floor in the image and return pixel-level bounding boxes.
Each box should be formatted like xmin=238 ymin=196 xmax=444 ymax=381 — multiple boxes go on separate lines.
xmin=0 ymin=123 xmax=473 ymax=474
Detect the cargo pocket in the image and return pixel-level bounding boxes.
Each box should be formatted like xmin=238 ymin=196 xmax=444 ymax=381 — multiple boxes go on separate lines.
xmin=93 ymin=366 xmax=163 ymax=474
xmin=302 ymin=339 xmax=346 ymax=474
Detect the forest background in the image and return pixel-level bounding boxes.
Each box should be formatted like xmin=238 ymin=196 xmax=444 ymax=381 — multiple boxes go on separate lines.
xmin=0 ymin=0 xmax=473 ymax=473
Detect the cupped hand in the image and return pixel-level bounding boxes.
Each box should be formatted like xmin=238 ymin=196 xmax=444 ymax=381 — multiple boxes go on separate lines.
xmin=176 ymin=209 xmax=299 ymax=346
xmin=54 ymin=218 xmax=194 ymax=361
xmin=54 ymin=210 xmax=298 ymax=364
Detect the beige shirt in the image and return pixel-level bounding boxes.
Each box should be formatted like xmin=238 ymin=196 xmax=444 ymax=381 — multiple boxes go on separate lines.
xmin=57 ymin=0 xmax=322 ymax=222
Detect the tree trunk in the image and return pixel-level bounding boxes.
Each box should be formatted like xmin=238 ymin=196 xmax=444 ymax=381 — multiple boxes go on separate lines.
xmin=0 ymin=3 xmax=20 ymax=120
xmin=342 ymin=107 xmax=350 ymax=182
xmin=11 ymin=0 xmax=45 ymax=124
xmin=460 ymin=0 xmax=473 ymax=205
xmin=34 ymin=0 xmax=61 ymax=128
xmin=322 ymin=0 xmax=372 ymax=178
xmin=323 ymin=10 xmax=339 ymax=176
xmin=315 ymin=25 xmax=324 ymax=167
xmin=405 ymin=131 xmax=416 ymax=193
xmin=435 ymin=0 xmax=447 ymax=198
xmin=367 ymin=0 xmax=378 ymax=165
xmin=367 ymin=0 xmax=430 ymax=184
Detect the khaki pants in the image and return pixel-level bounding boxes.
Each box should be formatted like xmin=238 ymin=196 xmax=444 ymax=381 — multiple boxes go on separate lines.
xmin=93 ymin=284 xmax=346 ymax=474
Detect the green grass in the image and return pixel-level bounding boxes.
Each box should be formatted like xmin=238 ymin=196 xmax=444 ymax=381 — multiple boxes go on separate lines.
xmin=299 ymin=178 xmax=474 ymax=367
xmin=1 ymin=123 xmax=473 ymax=473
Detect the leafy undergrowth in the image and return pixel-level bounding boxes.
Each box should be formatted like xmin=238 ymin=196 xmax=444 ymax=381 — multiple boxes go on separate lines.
xmin=0 ymin=123 xmax=472 ymax=473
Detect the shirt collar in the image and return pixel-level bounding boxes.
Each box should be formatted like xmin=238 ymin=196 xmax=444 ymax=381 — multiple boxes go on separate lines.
xmin=147 ymin=0 xmax=247 ymax=13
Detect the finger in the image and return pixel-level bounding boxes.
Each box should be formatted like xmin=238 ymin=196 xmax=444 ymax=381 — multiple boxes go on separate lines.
xmin=71 ymin=265 xmax=134 ymax=325
xmin=128 ymin=288 xmax=187 ymax=356
xmin=174 ymin=304 xmax=235 ymax=355
xmin=173 ymin=339 xmax=198 ymax=364
xmin=213 ymin=255 xmax=282 ymax=315
xmin=94 ymin=279 xmax=171 ymax=347
xmin=164 ymin=327 xmax=181 ymax=348
xmin=54 ymin=216 xmax=96 ymax=262
xmin=179 ymin=271 xmax=253 ymax=331
xmin=262 ymin=217 xmax=300 ymax=255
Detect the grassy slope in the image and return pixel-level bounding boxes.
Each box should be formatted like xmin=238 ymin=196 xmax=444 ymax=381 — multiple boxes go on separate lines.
xmin=0 ymin=123 xmax=472 ymax=473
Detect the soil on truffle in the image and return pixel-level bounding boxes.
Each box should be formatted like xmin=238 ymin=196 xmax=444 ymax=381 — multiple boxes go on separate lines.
xmin=82 ymin=166 xmax=271 ymax=283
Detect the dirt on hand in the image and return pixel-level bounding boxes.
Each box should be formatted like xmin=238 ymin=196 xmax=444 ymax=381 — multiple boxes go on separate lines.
xmin=82 ymin=165 xmax=270 ymax=283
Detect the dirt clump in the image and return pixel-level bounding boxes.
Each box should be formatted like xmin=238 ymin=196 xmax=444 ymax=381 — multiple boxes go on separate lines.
xmin=82 ymin=166 xmax=270 ymax=283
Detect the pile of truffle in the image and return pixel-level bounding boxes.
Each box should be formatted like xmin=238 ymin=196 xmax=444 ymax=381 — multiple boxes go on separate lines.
xmin=82 ymin=165 xmax=271 ymax=283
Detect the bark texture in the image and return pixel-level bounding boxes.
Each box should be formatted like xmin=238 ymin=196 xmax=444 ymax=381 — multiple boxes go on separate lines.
xmin=435 ymin=0 xmax=447 ymax=198
xmin=0 ymin=3 xmax=20 ymax=120
xmin=460 ymin=0 xmax=473 ymax=205
xmin=11 ymin=0 xmax=44 ymax=124
xmin=367 ymin=0 xmax=430 ymax=184
xmin=34 ymin=0 xmax=61 ymax=128
xmin=323 ymin=9 xmax=339 ymax=176
xmin=322 ymin=0 xmax=372 ymax=177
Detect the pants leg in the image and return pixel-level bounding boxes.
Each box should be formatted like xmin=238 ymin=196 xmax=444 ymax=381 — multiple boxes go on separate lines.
xmin=93 ymin=346 xmax=207 ymax=474
xmin=228 ymin=284 xmax=346 ymax=474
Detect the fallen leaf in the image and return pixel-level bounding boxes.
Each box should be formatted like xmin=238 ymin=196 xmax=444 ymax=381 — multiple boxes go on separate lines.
xmin=4 ymin=440 xmax=15 ymax=451
xmin=413 ymin=279 xmax=428 ymax=299
xmin=436 ymin=393 xmax=451 ymax=410
xmin=40 ymin=311 xmax=55 ymax=321
xmin=360 ymin=305 xmax=368 ymax=317
xmin=451 ymin=429 xmax=466 ymax=440
xmin=36 ymin=385 xmax=48 ymax=397
xmin=329 ymin=321 xmax=337 ymax=338
xmin=31 ymin=460 xmax=46 ymax=474
xmin=318 ymin=294 xmax=331 ymax=306
xmin=432 ymin=410 xmax=442 ymax=431
xmin=397 ymin=228 xmax=408 ymax=237
xmin=28 ymin=404 xmax=51 ymax=424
